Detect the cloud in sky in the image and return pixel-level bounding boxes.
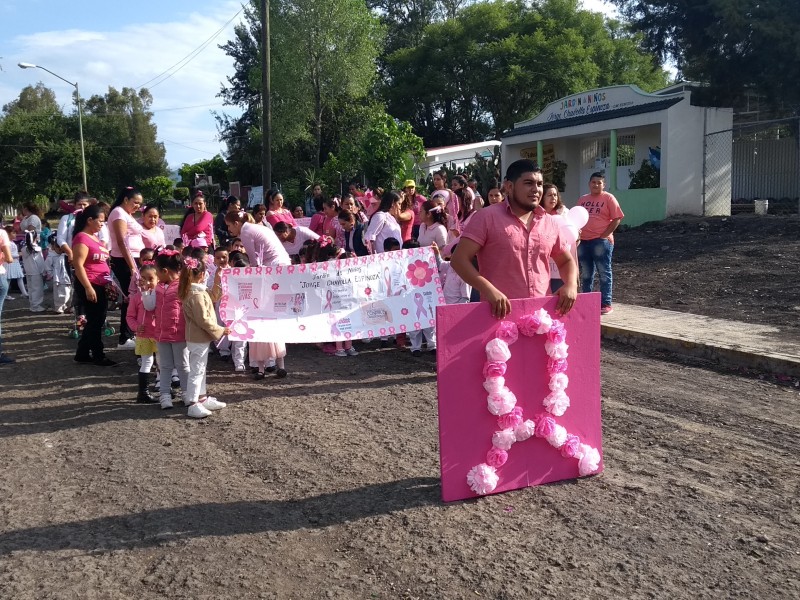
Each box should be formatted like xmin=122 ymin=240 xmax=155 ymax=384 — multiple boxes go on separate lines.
xmin=0 ymin=0 xmax=623 ymax=175
xmin=1 ymin=0 xmax=244 ymax=170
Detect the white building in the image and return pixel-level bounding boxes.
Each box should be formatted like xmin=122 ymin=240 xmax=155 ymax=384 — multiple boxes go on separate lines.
xmin=422 ymin=141 xmax=501 ymax=176
xmin=500 ymin=85 xmax=733 ymax=227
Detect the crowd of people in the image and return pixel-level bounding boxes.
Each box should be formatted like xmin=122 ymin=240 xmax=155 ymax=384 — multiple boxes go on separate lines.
xmin=0 ymin=161 xmax=623 ymax=416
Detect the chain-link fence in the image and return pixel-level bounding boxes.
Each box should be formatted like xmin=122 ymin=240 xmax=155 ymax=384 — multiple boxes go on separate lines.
xmin=704 ymin=118 xmax=800 ymax=215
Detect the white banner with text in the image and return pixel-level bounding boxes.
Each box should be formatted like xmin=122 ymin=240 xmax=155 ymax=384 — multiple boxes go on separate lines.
xmin=219 ymin=248 xmax=444 ymax=343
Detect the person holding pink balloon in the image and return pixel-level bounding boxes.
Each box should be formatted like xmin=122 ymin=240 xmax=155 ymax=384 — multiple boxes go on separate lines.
xmin=542 ymin=185 xmax=568 ymax=293
xmin=576 ymin=172 xmax=624 ymax=315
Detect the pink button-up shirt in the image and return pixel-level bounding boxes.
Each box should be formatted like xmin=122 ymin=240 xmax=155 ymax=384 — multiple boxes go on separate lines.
xmin=460 ymin=201 xmax=567 ymax=299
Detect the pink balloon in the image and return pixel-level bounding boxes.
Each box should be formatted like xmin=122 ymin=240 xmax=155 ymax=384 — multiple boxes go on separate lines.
xmin=568 ymin=205 xmax=589 ymax=229
xmin=559 ymin=221 xmax=579 ymax=244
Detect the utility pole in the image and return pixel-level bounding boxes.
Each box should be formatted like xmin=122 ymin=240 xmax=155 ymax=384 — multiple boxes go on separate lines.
xmin=260 ymin=0 xmax=272 ymax=195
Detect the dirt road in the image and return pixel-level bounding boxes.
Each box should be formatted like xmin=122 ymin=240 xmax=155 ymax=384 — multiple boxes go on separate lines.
xmin=1 ymin=300 xmax=798 ymax=599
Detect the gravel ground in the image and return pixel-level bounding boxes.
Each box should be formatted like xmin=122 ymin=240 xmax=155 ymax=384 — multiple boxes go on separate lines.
xmin=1 ymin=285 xmax=799 ymax=598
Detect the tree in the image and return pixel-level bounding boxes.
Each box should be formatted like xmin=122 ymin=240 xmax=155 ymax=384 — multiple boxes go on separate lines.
xmin=177 ymin=155 xmax=230 ymax=190
xmin=0 ymin=84 xmax=81 ymax=203
xmin=381 ymin=0 xmax=669 ymax=145
xmin=217 ymin=0 xmax=385 ymax=184
xmin=325 ymin=110 xmax=426 ymax=189
xmin=139 ymin=176 xmax=174 ymax=205
xmin=81 ymin=86 xmax=168 ymax=197
xmin=611 ymin=0 xmax=800 ymax=108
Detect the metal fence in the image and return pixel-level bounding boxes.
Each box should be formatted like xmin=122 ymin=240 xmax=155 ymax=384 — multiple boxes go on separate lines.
xmin=704 ymin=117 xmax=800 ymax=215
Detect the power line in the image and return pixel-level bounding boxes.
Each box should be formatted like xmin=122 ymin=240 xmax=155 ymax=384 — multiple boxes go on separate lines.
xmin=1 ymin=102 xmax=227 ymax=119
xmin=135 ymin=8 xmax=244 ymax=91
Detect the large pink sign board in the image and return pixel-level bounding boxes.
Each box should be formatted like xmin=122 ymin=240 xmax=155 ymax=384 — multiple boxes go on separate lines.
xmin=436 ymin=293 xmax=603 ymax=502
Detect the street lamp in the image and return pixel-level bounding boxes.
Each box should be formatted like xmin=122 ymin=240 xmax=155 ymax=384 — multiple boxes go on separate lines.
xmin=18 ymin=62 xmax=88 ymax=192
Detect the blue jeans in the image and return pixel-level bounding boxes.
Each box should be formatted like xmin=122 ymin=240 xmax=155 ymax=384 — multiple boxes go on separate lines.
xmin=578 ymin=238 xmax=614 ymax=307
xmin=0 ymin=275 xmax=8 ymax=343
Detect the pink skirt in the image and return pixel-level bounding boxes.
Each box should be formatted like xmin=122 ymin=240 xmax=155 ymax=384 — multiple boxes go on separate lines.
xmin=249 ymin=342 xmax=286 ymax=361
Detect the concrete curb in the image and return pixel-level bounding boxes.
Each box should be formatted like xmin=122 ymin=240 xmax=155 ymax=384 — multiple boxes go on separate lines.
xmin=600 ymin=306 xmax=800 ymax=378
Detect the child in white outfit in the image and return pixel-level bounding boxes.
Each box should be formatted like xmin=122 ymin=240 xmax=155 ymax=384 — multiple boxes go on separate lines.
xmin=43 ymin=234 xmax=72 ymax=313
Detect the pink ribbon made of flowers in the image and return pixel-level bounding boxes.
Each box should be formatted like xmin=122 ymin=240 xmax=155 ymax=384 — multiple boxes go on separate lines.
xmin=466 ymin=308 xmax=601 ymax=496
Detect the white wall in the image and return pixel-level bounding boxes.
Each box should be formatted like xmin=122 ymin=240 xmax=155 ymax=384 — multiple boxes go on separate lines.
xmin=501 ymin=95 xmax=733 ymax=218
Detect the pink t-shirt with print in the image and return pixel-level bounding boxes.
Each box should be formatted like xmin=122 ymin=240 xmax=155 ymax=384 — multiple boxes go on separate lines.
xmin=72 ymin=231 xmax=111 ymax=285
xmin=577 ymin=191 xmax=625 ymax=244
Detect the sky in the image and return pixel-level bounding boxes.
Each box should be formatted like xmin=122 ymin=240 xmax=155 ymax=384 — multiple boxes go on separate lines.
xmin=0 ymin=0 xmax=618 ymax=171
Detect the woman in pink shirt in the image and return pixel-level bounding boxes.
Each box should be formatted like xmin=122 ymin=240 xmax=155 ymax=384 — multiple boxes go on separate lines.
xmin=108 ymin=187 xmax=145 ymax=348
xmin=72 ymin=204 xmax=115 ymax=366
xmin=140 ymin=204 xmax=166 ymax=250
xmin=265 ymin=190 xmax=296 ymax=227
xmin=180 ymin=190 xmax=214 ymax=249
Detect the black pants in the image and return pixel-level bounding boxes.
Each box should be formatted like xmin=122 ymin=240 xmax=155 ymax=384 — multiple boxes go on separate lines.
xmin=75 ymin=283 xmax=108 ymax=361
xmin=110 ymin=257 xmax=134 ymax=344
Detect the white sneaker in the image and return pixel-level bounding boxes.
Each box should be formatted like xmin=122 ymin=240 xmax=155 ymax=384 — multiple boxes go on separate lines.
xmin=187 ymin=402 xmax=212 ymax=419
xmin=159 ymin=395 xmax=173 ymax=410
xmin=200 ymin=397 xmax=226 ymax=410
xmin=346 ymin=347 xmax=359 ymax=356
xmin=335 ymin=349 xmax=347 ymax=357
xmin=234 ymin=365 xmax=245 ymax=373
xmin=117 ymin=339 xmax=136 ymax=350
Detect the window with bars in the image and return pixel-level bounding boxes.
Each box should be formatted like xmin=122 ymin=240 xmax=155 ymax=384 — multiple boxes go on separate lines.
xmin=617 ymin=134 xmax=636 ymax=167
xmin=581 ymin=135 xmax=636 ymax=168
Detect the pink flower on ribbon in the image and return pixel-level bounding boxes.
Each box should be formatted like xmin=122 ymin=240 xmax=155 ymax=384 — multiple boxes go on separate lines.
xmin=487 ymin=388 xmax=517 ymax=416
xmin=271 ymin=283 xmax=279 ymax=291
xmin=486 ymin=448 xmax=508 ymax=468
xmin=545 ymin=340 xmax=569 ymax=360
xmin=514 ymin=419 xmax=536 ymax=441
xmin=545 ymin=424 xmax=568 ymax=448
xmin=497 ymin=406 xmax=523 ymax=430
xmin=549 ymin=372 xmax=569 ymax=392
xmin=299 ymin=324 xmax=306 ymax=331
xmin=547 ymin=357 xmax=568 ymax=374
xmin=406 ymin=259 xmax=435 ymax=287
xmin=466 ymin=464 xmax=499 ymax=495
xmin=578 ymin=445 xmax=601 ymax=476
xmin=483 ymin=376 xmax=505 ymax=394
xmin=483 ymin=360 xmax=507 ymax=379
xmin=485 ymin=338 xmax=511 ymax=362
xmin=401 ymin=308 xmax=409 ymax=316
xmin=535 ymin=415 xmax=556 ymax=439
xmin=561 ymin=435 xmax=581 ymax=458
xmin=496 ymin=321 xmax=519 ymax=345
xmin=492 ymin=428 xmax=516 ymax=450
xmin=543 ymin=391 xmax=570 ymax=417
xmin=517 ymin=308 xmax=553 ymax=337
xmin=548 ymin=320 xmax=567 ymax=344
xmin=365 ymin=287 xmax=372 ymax=296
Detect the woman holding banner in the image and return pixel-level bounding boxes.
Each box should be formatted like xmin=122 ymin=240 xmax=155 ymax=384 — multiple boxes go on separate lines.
xmin=224 ymin=211 xmax=291 ymax=269
xmin=224 ymin=210 xmax=291 ymax=379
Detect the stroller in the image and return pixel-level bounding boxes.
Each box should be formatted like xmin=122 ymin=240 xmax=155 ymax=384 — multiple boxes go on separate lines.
xmin=67 ymin=271 xmax=126 ymax=339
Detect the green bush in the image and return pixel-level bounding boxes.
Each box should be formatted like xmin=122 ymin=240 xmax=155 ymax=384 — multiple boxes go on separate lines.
xmin=173 ymin=187 xmax=190 ymax=202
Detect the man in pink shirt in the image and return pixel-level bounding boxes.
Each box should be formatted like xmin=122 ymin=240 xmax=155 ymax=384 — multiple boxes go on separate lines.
xmin=451 ymin=159 xmax=577 ymax=318
xmin=577 ymin=172 xmax=625 ymax=315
